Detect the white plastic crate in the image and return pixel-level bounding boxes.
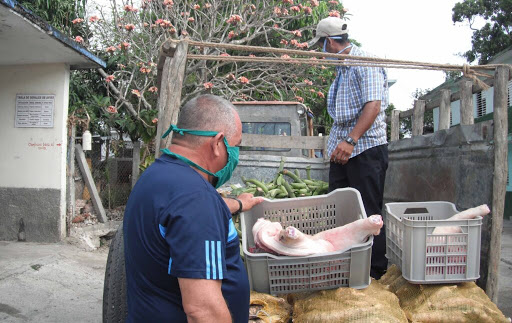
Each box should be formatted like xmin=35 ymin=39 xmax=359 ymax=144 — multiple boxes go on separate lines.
xmin=241 ymin=188 xmax=373 ymax=295
xmin=385 ymin=201 xmax=482 ymax=284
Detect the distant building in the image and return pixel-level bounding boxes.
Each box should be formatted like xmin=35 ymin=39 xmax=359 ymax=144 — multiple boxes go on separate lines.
xmin=424 ymin=47 xmax=512 ymax=219
xmin=0 ymin=0 xmax=106 ymax=242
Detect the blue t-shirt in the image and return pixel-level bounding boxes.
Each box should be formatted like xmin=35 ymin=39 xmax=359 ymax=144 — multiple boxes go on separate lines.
xmin=123 ymin=154 xmax=249 ymax=322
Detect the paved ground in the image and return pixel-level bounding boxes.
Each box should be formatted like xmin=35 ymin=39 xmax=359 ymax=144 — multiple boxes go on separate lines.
xmin=0 ymin=220 xmax=511 ymax=322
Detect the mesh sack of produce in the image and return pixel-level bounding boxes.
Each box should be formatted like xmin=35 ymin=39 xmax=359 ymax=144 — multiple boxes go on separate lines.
xmin=379 ymin=265 xmax=509 ymax=323
xmin=288 ymin=280 xmax=408 ymax=323
xmin=249 ymin=291 xmax=292 ymax=323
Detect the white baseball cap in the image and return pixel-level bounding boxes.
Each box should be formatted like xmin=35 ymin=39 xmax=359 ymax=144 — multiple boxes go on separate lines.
xmin=309 ymin=17 xmax=348 ymax=47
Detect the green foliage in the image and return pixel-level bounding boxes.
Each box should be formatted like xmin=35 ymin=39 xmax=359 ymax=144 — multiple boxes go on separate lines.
xmin=20 ymin=0 xmax=87 ymax=35
xmin=452 ymin=0 xmax=512 ymax=64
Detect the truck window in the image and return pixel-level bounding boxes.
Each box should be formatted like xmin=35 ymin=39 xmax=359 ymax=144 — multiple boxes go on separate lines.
xmin=241 ymin=122 xmax=291 ymax=152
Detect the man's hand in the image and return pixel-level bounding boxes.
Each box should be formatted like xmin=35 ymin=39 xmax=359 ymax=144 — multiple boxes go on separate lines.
xmin=330 ymin=141 xmax=354 ymax=165
xmin=223 ymin=193 xmax=264 ymax=214
xmin=237 ymin=193 xmax=264 ymax=212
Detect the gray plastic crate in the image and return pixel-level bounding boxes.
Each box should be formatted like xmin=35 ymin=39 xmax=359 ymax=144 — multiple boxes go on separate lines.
xmin=385 ymin=201 xmax=482 ymax=284
xmin=241 ymin=188 xmax=372 ymax=295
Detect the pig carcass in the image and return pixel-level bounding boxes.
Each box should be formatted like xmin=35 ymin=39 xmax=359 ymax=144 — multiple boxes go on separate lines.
xmin=252 ymin=215 xmax=383 ymax=256
xmin=432 ymin=204 xmax=490 ymax=234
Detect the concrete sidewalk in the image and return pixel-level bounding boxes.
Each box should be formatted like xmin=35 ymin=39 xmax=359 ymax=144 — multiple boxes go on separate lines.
xmin=0 ymin=220 xmax=511 ymax=322
xmin=0 ymin=240 xmax=107 ymax=322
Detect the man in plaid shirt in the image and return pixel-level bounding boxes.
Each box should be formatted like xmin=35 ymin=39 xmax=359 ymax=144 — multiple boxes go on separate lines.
xmin=309 ymin=17 xmax=389 ymax=279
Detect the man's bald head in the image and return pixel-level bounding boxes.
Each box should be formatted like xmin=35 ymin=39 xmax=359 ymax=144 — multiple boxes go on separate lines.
xmin=173 ymin=94 xmax=239 ymax=146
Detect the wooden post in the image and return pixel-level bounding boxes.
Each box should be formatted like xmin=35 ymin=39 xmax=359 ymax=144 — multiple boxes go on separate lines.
xmin=438 ymin=89 xmax=451 ymax=130
xmin=66 ymin=125 xmax=76 ymax=236
xmin=460 ymin=80 xmax=474 ymax=125
xmin=390 ymin=110 xmax=400 ymax=141
xmin=154 ymin=40 xmax=189 ymax=158
xmin=75 ymin=144 xmax=107 ymax=223
xmin=486 ymin=66 xmax=509 ymax=303
xmin=412 ymin=100 xmax=425 ymax=137
xmin=131 ymin=141 xmax=141 ymax=188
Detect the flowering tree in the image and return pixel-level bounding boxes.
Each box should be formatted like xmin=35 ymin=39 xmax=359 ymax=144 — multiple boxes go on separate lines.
xmin=71 ymin=0 xmax=349 ymax=143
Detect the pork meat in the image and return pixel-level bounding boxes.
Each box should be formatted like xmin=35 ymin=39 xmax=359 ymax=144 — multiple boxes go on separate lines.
xmin=432 ymin=204 xmax=490 ymax=234
xmin=252 ymin=215 xmax=383 ymax=256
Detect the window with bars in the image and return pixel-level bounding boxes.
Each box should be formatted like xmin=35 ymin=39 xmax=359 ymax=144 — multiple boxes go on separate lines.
xmin=476 ymin=91 xmax=487 ymax=117
xmin=450 ymin=110 xmax=452 ymax=126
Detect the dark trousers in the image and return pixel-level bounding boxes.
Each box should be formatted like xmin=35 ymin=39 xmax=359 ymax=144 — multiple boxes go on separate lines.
xmin=328 ymin=144 xmax=389 ymax=279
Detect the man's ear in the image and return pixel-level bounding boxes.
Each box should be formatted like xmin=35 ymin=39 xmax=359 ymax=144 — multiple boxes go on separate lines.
xmin=211 ymin=132 xmax=225 ymax=157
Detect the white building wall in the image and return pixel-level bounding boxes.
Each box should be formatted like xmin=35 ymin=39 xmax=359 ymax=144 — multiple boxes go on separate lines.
xmin=0 ymin=63 xmax=69 ymax=240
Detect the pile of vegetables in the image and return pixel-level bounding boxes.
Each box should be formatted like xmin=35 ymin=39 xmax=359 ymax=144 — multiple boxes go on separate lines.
xmin=231 ymin=157 xmax=329 ymax=199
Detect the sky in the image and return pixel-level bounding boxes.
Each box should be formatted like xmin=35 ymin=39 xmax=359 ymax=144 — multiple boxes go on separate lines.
xmin=341 ymin=0 xmax=479 ymax=110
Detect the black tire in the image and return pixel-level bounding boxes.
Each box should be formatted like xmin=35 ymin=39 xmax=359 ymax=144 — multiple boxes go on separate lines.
xmin=102 ymin=225 xmax=128 ymax=323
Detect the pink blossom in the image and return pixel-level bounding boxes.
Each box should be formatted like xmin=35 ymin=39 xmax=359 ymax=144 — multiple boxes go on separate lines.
xmin=329 ymin=10 xmax=341 ymax=17
xmin=148 ymin=86 xmax=158 ymax=93
xmin=170 ymin=27 xmax=177 ymax=34
xmin=106 ymin=46 xmax=117 ymax=53
xmin=188 ymin=17 xmax=195 ymax=22
xmin=310 ymin=0 xmax=319 ymax=7
xmin=282 ymin=8 xmax=289 ymax=15
xmin=181 ymin=30 xmax=189 ymax=36
xmin=74 ymin=36 xmax=84 ymax=43
xmin=226 ymin=14 xmax=242 ymax=25
xmin=131 ymin=89 xmax=141 ymax=97
xmin=295 ymin=96 xmax=304 ymax=103
xmin=273 ymin=7 xmax=281 ymax=15
xmin=304 ymin=79 xmax=313 ymax=85
xmin=292 ymin=30 xmax=302 ymax=37
xmin=120 ymin=42 xmax=131 ymax=49
xmin=290 ymin=39 xmax=299 ymax=46
xmin=226 ymin=73 xmax=235 ymax=81
xmin=297 ymin=42 xmax=309 ymax=49
xmin=143 ymin=22 xmax=149 ymax=27
xmin=105 ymin=75 xmax=115 ymax=83
xmin=290 ymin=5 xmax=300 ymax=12
xmin=107 ymin=106 xmax=117 ymax=113
xmin=205 ymin=3 xmax=211 ymax=8
xmin=274 ymin=24 xmax=279 ymax=28
xmin=248 ymin=54 xmax=256 ymax=58
xmin=203 ymin=82 xmax=214 ymax=89
xmin=124 ymin=24 xmax=135 ymax=31
xmin=152 ymin=118 xmax=158 ymax=124
xmin=72 ymin=18 xmax=84 ymax=24
xmin=250 ymin=4 xmax=256 ymax=10
xmin=238 ymin=76 xmax=250 ymax=84
xmin=139 ymin=67 xmax=152 ymax=74
xmin=193 ymin=4 xmax=200 ymax=9
xmin=328 ymin=0 xmax=339 ymax=5
xmin=303 ymin=6 xmax=312 ymax=14
xmin=117 ymin=64 xmax=126 ymax=69
xmin=124 ymin=5 xmax=138 ymax=12
xmin=163 ymin=0 xmax=173 ymax=7
xmin=220 ymin=53 xmax=230 ymax=57
xmin=310 ymin=88 xmax=316 ymax=93
xmin=280 ymin=39 xmax=288 ymax=45
xmin=88 ymin=16 xmax=99 ymax=23
xmin=317 ymin=91 xmax=325 ymax=98
xmin=281 ymin=54 xmax=291 ymax=59
xmin=228 ymin=31 xmax=236 ymax=39
xmin=283 ymin=0 xmax=293 ymax=4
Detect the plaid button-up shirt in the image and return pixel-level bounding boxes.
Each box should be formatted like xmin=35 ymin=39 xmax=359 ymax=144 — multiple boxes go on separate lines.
xmin=327 ymin=45 xmax=388 ymax=158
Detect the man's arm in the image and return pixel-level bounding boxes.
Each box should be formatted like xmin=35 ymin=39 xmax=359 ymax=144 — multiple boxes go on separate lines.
xmin=330 ymin=100 xmax=381 ymax=165
xmin=178 ymin=278 xmax=231 ymax=323
xmin=223 ymin=193 xmax=264 ymax=214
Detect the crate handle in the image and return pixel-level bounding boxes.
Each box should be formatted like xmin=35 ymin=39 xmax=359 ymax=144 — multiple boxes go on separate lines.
xmin=403 ymin=207 xmax=429 ymax=214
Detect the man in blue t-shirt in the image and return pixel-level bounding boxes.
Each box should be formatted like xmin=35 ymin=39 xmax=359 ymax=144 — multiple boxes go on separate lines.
xmin=123 ymin=94 xmax=263 ymax=322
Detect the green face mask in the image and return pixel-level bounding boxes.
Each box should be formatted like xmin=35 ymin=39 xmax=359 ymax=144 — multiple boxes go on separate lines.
xmin=160 ymin=124 xmax=239 ymax=188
